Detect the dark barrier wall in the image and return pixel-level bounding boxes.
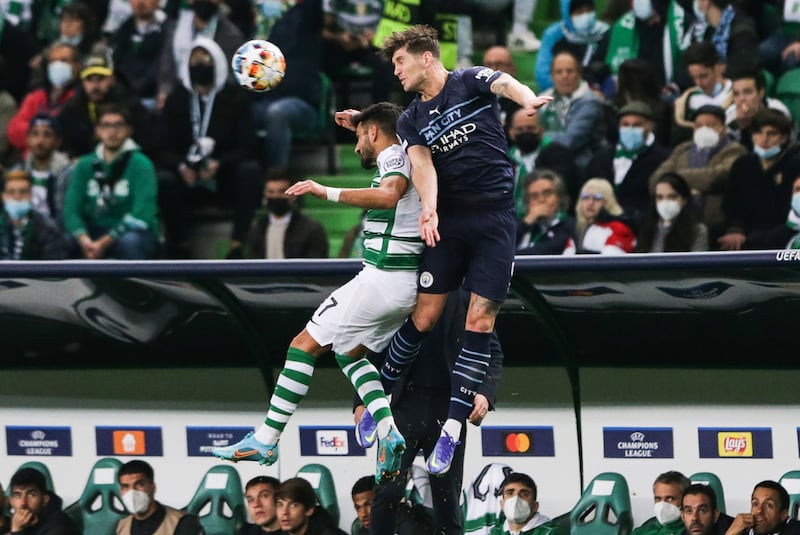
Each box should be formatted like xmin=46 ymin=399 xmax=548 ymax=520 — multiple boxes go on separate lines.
xmin=1 ymin=251 xmax=799 ymax=376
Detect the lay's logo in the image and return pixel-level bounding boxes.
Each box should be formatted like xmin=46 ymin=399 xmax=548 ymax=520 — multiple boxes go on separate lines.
xmin=718 ymin=432 xmax=752 ymax=457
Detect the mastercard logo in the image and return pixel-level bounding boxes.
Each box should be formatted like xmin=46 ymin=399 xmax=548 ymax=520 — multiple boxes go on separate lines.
xmin=504 ymin=433 xmax=531 ymax=453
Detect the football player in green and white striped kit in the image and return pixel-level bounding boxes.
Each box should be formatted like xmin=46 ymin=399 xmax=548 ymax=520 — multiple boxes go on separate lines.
xmin=212 ymin=102 xmax=422 ymax=483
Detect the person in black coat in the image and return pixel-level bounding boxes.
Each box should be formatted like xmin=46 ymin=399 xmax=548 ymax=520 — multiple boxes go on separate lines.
xmin=584 ymin=100 xmax=670 ymax=230
xmin=516 ymin=169 xmax=576 ymax=255
xmin=719 ymin=108 xmax=800 ymax=250
xmin=156 ymin=36 xmax=261 ymax=258
xmin=356 ymin=288 xmax=503 ymax=535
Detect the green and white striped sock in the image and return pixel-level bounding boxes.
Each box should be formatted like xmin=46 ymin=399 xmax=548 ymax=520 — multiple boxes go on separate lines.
xmin=336 ymin=354 xmax=395 ymax=438
xmin=255 ymin=347 xmax=316 ymax=444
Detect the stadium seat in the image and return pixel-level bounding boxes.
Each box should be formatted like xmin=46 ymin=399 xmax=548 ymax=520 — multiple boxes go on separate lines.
xmin=15 ymin=461 xmax=55 ymax=493
xmin=690 ymin=472 xmax=726 ymax=513
xmin=296 ymin=463 xmax=340 ymax=527
xmin=292 ymin=72 xmax=338 ymax=175
xmin=184 ymin=465 xmax=246 ymax=535
xmin=778 ymin=470 xmax=800 ymax=520
xmin=462 ymin=462 xmax=514 ymax=534
xmin=63 ymin=457 xmax=126 ymax=535
xmin=775 ymin=68 xmax=800 ymax=128
xmin=568 ymin=472 xmax=633 ymax=535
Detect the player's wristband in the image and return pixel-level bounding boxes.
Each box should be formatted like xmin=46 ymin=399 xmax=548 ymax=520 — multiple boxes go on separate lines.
xmin=325 ymin=187 xmax=342 ymax=203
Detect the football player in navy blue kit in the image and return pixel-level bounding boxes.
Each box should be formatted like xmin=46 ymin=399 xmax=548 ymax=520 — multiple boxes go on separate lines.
xmin=336 ymin=24 xmax=551 ymax=476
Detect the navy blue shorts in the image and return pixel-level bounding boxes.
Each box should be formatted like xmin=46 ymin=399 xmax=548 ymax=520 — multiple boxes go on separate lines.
xmin=417 ymin=206 xmax=516 ymax=303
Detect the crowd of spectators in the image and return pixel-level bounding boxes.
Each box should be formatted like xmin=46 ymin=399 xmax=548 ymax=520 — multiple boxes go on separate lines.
xmin=2 ymin=0 xmax=800 ymax=259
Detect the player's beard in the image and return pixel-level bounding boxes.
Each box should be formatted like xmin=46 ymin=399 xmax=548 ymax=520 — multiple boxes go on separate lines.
xmin=360 ymin=142 xmax=376 ymax=169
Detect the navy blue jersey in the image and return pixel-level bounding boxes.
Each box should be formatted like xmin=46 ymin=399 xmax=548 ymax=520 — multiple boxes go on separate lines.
xmin=397 ymin=67 xmax=515 ymax=211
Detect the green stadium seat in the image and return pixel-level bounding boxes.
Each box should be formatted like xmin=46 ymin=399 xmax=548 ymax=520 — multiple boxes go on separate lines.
xmin=15 ymin=461 xmax=55 ymax=493
xmin=184 ymin=465 xmax=246 ymax=535
xmin=296 ymin=463 xmax=340 ymax=527
xmin=568 ymin=472 xmax=633 ymax=535
xmin=775 ymin=68 xmax=800 ymax=127
xmin=63 ymin=457 xmax=126 ymax=535
xmin=293 ymin=72 xmax=338 ymax=175
xmin=778 ymin=470 xmax=800 ymax=520
xmin=690 ymin=472 xmax=726 ymax=513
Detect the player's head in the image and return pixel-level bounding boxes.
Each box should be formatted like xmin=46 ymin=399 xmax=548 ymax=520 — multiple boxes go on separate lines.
xmin=353 ymin=102 xmax=403 ymax=169
xmin=651 ymin=471 xmax=690 ymax=526
xmin=118 ymin=460 xmax=157 ymax=518
xmin=276 ymin=478 xmax=316 ymax=532
xmin=245 ymin=476 xmax=281 ymax=529
xmin=680 ymin=484 xmax=719 ymax=535
xmin=381 ymin=25 xmax=440 ymax=93
xmin=750 ymin=481 xmax=790 ymax=534
xmin=351 ymin=475 xmax=374 ymax=529
xmin=499 ymin=472 xmax=538 ymax=526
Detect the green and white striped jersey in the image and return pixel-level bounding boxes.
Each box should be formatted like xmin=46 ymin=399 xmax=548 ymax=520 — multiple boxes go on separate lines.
xmin=362 ymin=144 xmax=423 ymax=271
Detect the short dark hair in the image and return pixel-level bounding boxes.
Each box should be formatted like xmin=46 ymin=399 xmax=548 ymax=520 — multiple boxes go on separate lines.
xmin=682 ymin=41 xmax=720 ymax=69
xmin=97 ymin=103 xmax=132 ymax=126
xmin=500 ymin=472 xmax=538 ymax=501
xmin=730 ymin=67 xmax=765 ymax=91
xmin=750 ymin=108 xmax=793 ymax=137
xmin=276 ymin=478 xmax=317 ymax=510
xmin=245 ymin=475 xmax=280 ymax=493
xmin=753 ymin=480 xmax=790 ymax=512
xmin=118 ymin=460 xmax=154 ymax=483
xmin=10 ymin=468 xmax=47 ymax=493
xmin=682 ymin=484 xmax=718 ymax=511
xmin=380 ymin=24 xmax=440 ymax=61
xmin=654 ymin=471 xmax=691 ymax=492
xmin=353 ymin=102 xmax=403 ymax=137
xmin=351 ymin=475 xmax=374 ymax=497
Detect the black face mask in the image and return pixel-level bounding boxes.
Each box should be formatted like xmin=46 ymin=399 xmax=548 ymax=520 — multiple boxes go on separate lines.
xmin=190 ymin=64 xmax=215 ymax=87
xmin=192 ymin=0 xmax=218 ymax=21
xmin=514 ymin=132 xmax=541 ymax=154
xmin=267 ymin=198 xmax=291 ymax=216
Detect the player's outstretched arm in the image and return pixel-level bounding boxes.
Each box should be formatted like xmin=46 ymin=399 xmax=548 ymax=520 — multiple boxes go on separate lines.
xmin=407 ymin=145 xmax=440 ymax=247
xmin=334 ymin=109 xmax=360 ymax=131
xmin=286 ymin=176 xmax=408 ymax=210
xmin=489 ymin=72 xmax=553 ymax=116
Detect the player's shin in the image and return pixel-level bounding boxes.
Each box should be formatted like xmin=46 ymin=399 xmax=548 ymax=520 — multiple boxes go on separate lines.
xmin=380 ymin=317 xmax=426 ymax=391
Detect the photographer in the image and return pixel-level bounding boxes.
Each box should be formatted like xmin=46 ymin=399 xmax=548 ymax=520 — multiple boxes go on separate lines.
xmin=156 ymin=36 xmax=262 ymax=258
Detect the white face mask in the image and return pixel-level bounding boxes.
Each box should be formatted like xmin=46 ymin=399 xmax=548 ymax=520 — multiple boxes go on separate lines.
xmin=657 ymin=199 xmax=683 ymax=221
xmin=632 ymin=0 xmax=653 ymax=20
xmin=571 ymin=12 xmax=596 ymax=33
xmin=654 ymin=501 xmax=681 ymax=525
xmin=792 ymin=191 xmax=800 ymax=215
xmin=503 ymin=495 xmax=532 ymax=524
xmin=121 ymin=489 xmax=151 ymax=515
xmin=693 ymin=126 xmax=720 ymax=149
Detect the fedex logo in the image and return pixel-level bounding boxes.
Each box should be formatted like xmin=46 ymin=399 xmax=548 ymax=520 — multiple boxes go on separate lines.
xmin=718 ymin=432 xmax=752 ymax=457
xmin=316 ymin=430 xmax=349 ymax=455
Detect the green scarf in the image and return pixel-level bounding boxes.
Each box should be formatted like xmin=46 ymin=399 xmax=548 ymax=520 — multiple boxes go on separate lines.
xmin=788 ymin=209 xmax=800 ymax=249
xmin=614 ymin=140 xmax=649 ymax=161
xmin=605 ymin=3 xmax=689 ymax=79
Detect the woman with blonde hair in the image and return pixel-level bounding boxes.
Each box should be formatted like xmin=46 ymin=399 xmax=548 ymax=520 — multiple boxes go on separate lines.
xmin=566 ymin=177 xmax=636 ymax=254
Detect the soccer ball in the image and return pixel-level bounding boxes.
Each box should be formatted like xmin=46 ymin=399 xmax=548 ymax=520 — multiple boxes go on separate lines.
xmin=231 ymin=39 xmax=286 ymax=92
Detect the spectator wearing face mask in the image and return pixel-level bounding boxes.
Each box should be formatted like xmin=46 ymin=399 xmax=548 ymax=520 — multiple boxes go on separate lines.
xmin=6 ymin=42 xmax=80 ymax=154
xmin=719 ymin=108 xmax=800 ymax=250
xmin=634 ymin=172 xmax=708 ymax=252
xmin=533 ymin=0 xmax=611 ymax=94
xmin=507 ymin=107 xmax=578 ymax=218
xmin=688 ymin=0 xmax=759 ymax=73
xmin=243 ymin=167 xmax=329 ymax=259
xmin=650 ymin=104 xmax=746 ymax=239
xmin=585 ymin=101 xmax=670 ymax=228
xmin=632 ymin=471 xmax=690 ymax=535
xmin=495 ymin=472 xmax=564 ymax=534
xmin=156 ymin=0 xmax=243 ymax=109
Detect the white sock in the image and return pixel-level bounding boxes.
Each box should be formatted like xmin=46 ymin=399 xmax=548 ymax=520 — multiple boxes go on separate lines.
xmin=254 ymin=423 xmax=280 ymax=445
xmin=376 ymin=417 xmax=395 ymax=439
xmin=512 ymin=21 xmax=530 ymax=35
xmin=442 ymin=419 xmax=462 ymax=441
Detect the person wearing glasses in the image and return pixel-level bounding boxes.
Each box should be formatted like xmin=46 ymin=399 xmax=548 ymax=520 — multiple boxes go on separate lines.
xmin=564 ymin=177 xmax=635 ymax=254
xmin=63 ymin=103 xmax=160 ymax=259
xmin=515 ymin=169 xmax=575 ymax=255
